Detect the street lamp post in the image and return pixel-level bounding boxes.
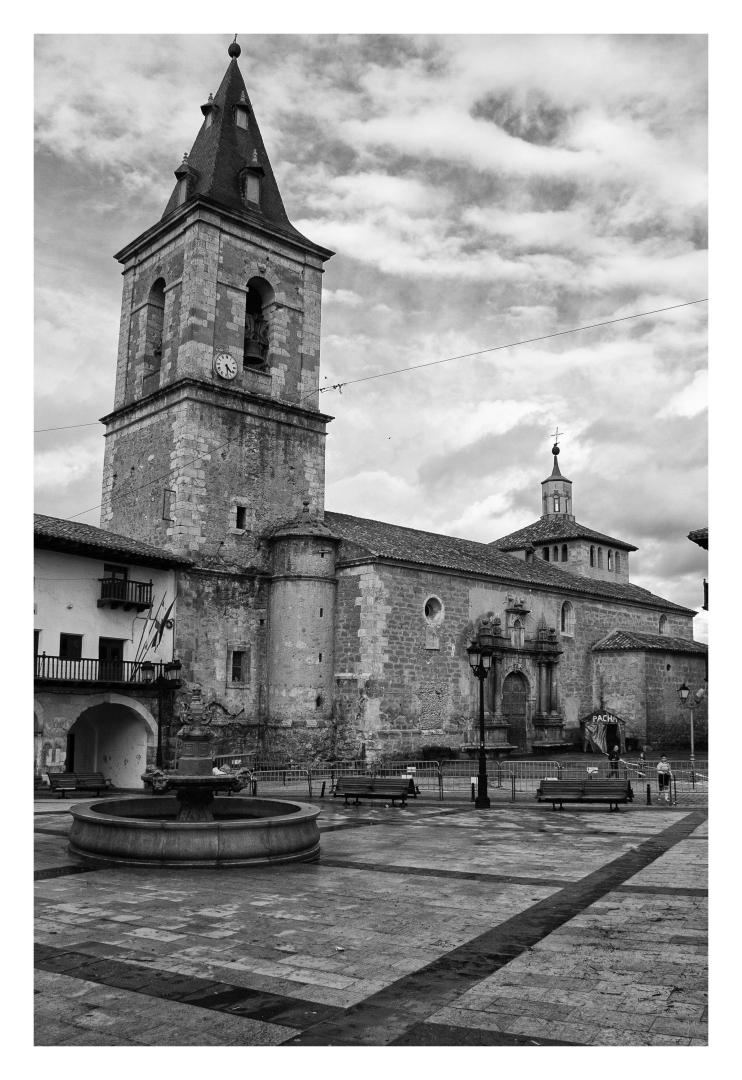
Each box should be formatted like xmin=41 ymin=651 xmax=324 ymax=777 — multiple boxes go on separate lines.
xmin=678 ymin=682 xmax=705 ymax=787
xmin=467 ymin=628 xmax=495 ymax=809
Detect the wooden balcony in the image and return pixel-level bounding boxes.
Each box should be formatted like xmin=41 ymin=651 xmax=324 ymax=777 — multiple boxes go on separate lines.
xmin=35 ymin=655 xmax=181 ymax=687
xmin=97 ymin=578 xmax=153 ymax=612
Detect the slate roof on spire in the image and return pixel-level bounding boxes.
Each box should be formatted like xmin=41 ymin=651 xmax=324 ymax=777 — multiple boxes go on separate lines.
xmin=162 ymin=54 xmax=327 ymax=254
xmin=545 ymin=456 xmax=567 ymax=481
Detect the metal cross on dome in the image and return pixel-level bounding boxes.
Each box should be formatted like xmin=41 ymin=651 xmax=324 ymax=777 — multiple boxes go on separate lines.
xmin=551 ymin=426 xmax=564 ymax=446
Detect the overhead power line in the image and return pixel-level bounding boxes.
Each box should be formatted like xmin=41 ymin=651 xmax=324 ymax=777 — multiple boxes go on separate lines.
xmin=35 ymin=422 xmax=102 ymax=434
xmin=61 ymin=297 xmax=707 ymax=521
xmin=315 ymin=299 xmax=709 ymax=396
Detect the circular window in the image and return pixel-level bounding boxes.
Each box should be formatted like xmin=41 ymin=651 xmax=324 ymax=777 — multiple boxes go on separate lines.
xmin=424 ymin=596 xmax=443 ymax=624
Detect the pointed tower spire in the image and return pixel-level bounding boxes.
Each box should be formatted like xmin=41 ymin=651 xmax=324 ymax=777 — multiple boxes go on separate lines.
xmin=161 ymin=39 xmax=319 ymax=249
xmin=541 ymin=431 xmax=574 ymax=520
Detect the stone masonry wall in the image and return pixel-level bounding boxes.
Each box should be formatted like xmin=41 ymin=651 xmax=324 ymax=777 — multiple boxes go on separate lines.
xmin=644 ymin=652 xmax=708 ymax=750
xmin=174 ymin=568 xmax=268 ymax=732
xmin=329 ymin=557 xmax=699 ymax=759
xmin=101 ymin=391 xmax=327 ymax=563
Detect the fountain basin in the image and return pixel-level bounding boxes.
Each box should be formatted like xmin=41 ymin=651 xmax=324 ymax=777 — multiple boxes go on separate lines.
xmin=68 ymin=796 xmax=321 ymax=868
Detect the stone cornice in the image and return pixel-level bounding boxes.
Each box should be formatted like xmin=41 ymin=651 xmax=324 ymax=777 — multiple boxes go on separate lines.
xmin=114 ymin=196 xmax=334 ymax=266
xmin=335 ymin=554 xmax=694 ymax=615
xmin=100 ymin=377 xmax=334 ymax=434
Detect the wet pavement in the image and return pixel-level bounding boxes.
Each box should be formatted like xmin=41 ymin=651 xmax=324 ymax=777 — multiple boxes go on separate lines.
xmin=34 ymin=795 xmax=707 ymax=1046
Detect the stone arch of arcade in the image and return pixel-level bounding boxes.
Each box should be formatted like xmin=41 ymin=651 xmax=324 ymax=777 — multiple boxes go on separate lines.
xmin=66 ymin=694 xmax=157 ymax=789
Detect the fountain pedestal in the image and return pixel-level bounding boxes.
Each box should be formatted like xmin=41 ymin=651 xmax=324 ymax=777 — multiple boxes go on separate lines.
xmin=67 ymin=685 xmax=321 ymax=867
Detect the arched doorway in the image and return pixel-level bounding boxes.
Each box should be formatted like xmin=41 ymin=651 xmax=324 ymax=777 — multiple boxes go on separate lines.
xmin=68 ymin=702 xmax=153 ymax=789
xmin=502 ymin=671 xmax=529 ymax=752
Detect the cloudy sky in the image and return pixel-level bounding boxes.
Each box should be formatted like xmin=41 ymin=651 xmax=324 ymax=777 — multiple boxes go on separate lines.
xmin=34 ymin=33 xmax=708 ymax=637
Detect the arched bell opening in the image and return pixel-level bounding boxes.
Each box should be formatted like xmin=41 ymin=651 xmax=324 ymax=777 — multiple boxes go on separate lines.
xmin=243 ymin=276 xmax=275 ymax=366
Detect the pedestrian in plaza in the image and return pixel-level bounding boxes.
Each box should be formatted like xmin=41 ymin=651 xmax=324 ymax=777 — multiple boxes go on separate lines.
xmin=608 ymin=744 xmax=620 ymax=778
xmin=656 ymin=755 xmax=672 ymax=804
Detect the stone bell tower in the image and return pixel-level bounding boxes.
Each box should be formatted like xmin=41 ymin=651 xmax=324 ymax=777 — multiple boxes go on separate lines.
xmin=100 ymin=39 xmax=335 ymax=570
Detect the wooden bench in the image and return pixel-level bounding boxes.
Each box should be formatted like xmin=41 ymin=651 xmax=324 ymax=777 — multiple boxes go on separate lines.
xmin=333 ymin=776 xmax=410 ymax=806
xmin=536 ymin=779 xmax=633 ymax=812
xmin=49 ymin=772 xmax=112 ymax=797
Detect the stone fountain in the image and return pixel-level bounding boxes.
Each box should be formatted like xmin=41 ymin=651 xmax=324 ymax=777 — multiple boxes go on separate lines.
xmin=68 ymin=687 xmax=320 ymax=868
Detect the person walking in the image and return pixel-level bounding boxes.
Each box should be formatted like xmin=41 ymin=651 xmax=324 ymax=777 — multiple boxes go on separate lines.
xmin=608 ymin=744 xmax=620 ymax=778
xmin=656 ymin=755 xmax=672 ymax=804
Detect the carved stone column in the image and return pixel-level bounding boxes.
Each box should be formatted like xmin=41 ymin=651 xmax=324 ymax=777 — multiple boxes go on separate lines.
xmin=549 ymin=662 xmax=559 ymax=714
xmin=538 ymin=662 xmax=548 ymax=716
xmin=491 ymin=655 xmax=502 ymax=717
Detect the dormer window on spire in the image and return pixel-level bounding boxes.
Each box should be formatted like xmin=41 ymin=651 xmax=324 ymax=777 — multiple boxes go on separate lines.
xmin=234 ymin=90 xmax=250 ymax=130
xmin=201 ymin=93 xmax=218 ymax=129
xmin=174 ymin=153 xmax=198 ymax=207
xmin=240 ymin=154 xmax=264 ymax=208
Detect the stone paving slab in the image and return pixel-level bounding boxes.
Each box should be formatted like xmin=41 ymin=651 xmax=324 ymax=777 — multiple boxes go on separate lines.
xmin=35 ymin=800 xmax=707 ymax=1047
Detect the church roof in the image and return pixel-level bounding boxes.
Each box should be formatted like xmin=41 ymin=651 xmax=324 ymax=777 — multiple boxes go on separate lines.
xmin=490 ymin=518 xmax=637 ymax=552
xmin=161 ymin=51 xmax=328 ymax=255
xmin=34 ymin=514 xmax=192 ymax=569
xmin=324 ymin=512 xmax=690 ymax=612
xmin=592 ymin=629 xmax=707 ymax=654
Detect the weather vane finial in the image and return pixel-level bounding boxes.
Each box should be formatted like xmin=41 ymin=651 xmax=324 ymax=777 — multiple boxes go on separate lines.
xmin=551 ymin=426 xmax=563 ymax=456
xmin=228 ymin=34 xmax=241 ymax=59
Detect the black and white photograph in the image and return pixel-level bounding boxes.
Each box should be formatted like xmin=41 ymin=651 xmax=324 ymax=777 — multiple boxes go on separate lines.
xmin=31 ymin=23 xmax=712 ymax=1057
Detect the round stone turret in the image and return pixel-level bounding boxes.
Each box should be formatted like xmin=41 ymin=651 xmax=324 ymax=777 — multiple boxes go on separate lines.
xmin=266 ymin=511 xmax=340 ymax=723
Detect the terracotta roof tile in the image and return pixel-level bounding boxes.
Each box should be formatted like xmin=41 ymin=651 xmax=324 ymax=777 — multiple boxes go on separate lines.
xmin=491 ymin=517 xmax=637 ymax=551
xmin=34 ymin=515 xmax=191 ymax=568
xmin=324 ymin=511 xmax=691 ymax=612
xmin=592 ymin=629 xmax=707 ymax=654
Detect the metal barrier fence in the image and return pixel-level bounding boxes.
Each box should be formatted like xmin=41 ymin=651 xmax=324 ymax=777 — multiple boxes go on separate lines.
xmin=208 ymin=756 xmax=708 ymax=804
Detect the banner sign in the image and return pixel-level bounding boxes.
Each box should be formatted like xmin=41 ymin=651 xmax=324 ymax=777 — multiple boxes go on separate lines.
xmin=580 ymin=712 xmax=626 ymax=754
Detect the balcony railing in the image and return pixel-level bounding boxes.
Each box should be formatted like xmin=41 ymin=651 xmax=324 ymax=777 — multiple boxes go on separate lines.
xmin=35 ymin=655 xmax=181 ymax=685
xmin=97 ymin=578 xmax=153 ymax=611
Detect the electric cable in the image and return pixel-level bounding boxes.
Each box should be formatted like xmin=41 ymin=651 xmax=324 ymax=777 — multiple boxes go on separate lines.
xmin=58 ymin=297 xmax=707 ymax=521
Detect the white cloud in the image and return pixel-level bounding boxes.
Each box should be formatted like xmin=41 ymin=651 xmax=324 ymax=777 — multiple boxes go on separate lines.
xmin=323 ymin=288 xmax=363 ymax=306
xmin=34 ymin=34 xmax=707 ymax=615
xmin=655 ymin=369 xmax=708 ymax=419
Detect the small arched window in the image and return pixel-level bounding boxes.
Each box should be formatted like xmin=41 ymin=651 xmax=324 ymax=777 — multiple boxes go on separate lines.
xmin=659 ymin=615 xmax=668 ymax=635
xmin=542 ymin=547 xmax=550 ymax=561
xmin=590 ymin=546 xmax=595 ymax=567
xmin=597 ymin=547 xmax=604 ymax=568
xmin=424 ymin=596 xmax=443 ymax=624
xmin=554 ymin=495 xmax=560 ymax=512
xmin=615 ymin=552 xmax=621 ymax=573
xmin=511 ymin=618 xmax=525 ymax=649
xmin=561 ymin=601 xmax=574 ymax=636
xmin=607 ymin=550 xmax=613 ymax=571
xmin=553 ymin=546 xmax=559 ymax=562
xmin=561 ymin=544 xmax=568 ymax=562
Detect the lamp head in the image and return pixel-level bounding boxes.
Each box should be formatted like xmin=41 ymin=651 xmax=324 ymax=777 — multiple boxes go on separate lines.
xmin=141 ymin=661 xmax=155 ymax=683
xmin=467 ymin=642 xmax=482 ymax=671
xmin=678 ymin=682 xmax=690 ymax=704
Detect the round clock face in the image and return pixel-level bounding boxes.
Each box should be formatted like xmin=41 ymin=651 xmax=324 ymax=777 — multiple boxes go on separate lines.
xmin=214 ymin=352 xmax=237 ymax=380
